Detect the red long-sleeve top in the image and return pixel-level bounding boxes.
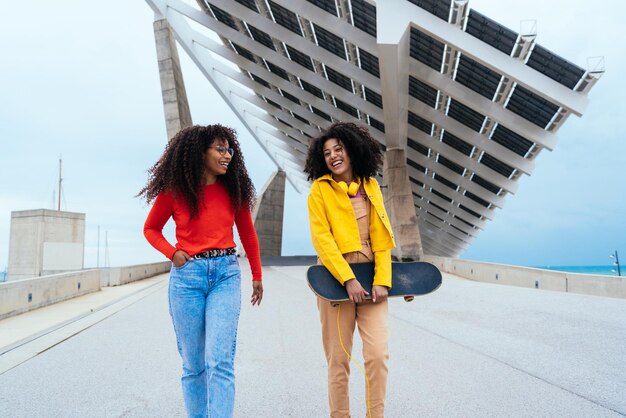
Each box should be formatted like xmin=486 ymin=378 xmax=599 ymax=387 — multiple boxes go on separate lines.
xmin=143 ymin=181 xmax=262 ymax=280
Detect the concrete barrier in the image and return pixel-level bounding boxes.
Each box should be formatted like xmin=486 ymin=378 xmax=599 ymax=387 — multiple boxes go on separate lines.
xmin=100 ymin=261 xmax=170 ymax=287
xmin=0 ymin=270 xmax=100 ymax=320
xmin=423 ymin=256 xmax=626 ymax=299
xmin=0 ymin=261 xmax=171 ymax=320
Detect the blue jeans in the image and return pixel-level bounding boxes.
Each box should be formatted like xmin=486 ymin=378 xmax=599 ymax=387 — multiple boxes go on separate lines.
xmin=168 ymin=255 xmax=242 ymax=418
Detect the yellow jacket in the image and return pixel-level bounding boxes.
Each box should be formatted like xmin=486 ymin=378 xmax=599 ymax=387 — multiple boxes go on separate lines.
xmin=308 ymin=174 xmax=396 ymax=287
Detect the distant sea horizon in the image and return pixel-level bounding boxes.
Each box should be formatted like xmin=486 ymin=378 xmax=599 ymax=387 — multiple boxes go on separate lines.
xmin=0 ymin=265 xmax=620 ymax=281
xmin=533 ymin=265 xmax=619 ymax=276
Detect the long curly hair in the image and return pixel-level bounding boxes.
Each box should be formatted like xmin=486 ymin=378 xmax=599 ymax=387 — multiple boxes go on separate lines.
xmin=137 ymin=124 xmax=256 ymax=217
xmin=304 ymin=122 xmax=384 ymax=181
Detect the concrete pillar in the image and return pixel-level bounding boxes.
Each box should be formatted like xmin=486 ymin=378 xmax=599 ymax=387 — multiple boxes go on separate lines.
xmin=7 ymin=209 xmax=86 ymax=281
xmin=376 ymin=18 xmax=422 ymax=260
xmin=241 ymin=171 xmax=286 ymax=257
xmin=153 ymin=18 xmax=192 ymax=139
xmin=383 ymin=150 xmax=423 ymax=261
xmin=377 ymin=39 xmax=410 ymax=149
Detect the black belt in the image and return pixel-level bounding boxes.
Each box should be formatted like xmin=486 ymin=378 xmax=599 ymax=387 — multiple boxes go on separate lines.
xmin=191 ymin=248 xmax=237 ymax=259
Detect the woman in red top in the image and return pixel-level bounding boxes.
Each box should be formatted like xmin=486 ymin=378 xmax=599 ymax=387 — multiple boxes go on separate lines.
xmin=139 ymin=124 xmax=263 ymax=418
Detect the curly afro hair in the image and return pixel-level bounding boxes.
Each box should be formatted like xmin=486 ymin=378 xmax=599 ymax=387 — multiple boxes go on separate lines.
xmin=304 ymin=122 xmax=384 ymax=182
xmin=137 ymin=124 xmax=256 ymax=217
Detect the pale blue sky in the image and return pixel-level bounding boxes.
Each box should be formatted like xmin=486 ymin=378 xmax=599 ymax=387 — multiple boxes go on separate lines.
xmin=0 ymin=0 xmax=624 ymax=270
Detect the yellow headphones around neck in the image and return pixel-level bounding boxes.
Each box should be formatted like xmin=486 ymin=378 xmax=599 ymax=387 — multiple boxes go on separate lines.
xmin=338 ymin=180 xmax=360 ymax=197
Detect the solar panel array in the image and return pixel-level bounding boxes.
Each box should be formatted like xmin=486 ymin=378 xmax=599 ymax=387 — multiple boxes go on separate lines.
xmin=149 ymin=0 xmax=595 ymax=257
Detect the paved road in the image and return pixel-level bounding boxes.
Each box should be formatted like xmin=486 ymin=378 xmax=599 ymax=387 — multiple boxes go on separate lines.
xmin=1 ymin=263 xmax=625 ymax=417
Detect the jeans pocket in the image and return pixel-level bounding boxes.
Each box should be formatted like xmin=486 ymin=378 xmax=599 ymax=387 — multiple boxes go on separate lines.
xmin=172 ymin=260 xmax=193 ymax=270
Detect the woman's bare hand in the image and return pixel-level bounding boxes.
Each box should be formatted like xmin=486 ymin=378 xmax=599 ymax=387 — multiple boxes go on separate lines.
xmin=371 ymin=285 xmax=388 ymax=303
xmin=345 ymin=279 xmax=369 ymax=303
xmin=172 ymin=250 xmax=191 ymax=267
xmin=251 ymin=281 xmax=263 ymax=306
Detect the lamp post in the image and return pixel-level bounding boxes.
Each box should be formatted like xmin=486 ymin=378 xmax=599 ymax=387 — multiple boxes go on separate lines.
xmin=610 ymin=251 xmax=621 ymax=276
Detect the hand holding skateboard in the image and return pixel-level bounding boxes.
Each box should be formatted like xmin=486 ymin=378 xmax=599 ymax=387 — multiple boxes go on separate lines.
xmin=307 ymin=261 xmax=442 ymax=303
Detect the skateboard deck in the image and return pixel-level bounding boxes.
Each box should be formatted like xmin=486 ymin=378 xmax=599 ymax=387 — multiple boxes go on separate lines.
xmin=307 ymin=261 xmax=442 ymax=302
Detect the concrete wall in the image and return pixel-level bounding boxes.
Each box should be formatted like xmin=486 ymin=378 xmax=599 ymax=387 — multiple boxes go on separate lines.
xmin=423 ymin=256 xmax=626 ymax=299
xmin=100 ymin=261 xmax=171 ymax=287
xmin=7 ymin=209 xmax=85 ymax=280
xmin=0 ymin=261 xmax=170 ymax=320
xmin=0 ymin=270 xmax=99 ymax=320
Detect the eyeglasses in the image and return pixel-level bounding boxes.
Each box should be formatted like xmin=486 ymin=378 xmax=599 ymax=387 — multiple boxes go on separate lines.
xmin=210 ymin=146 xmax=235 ymax=156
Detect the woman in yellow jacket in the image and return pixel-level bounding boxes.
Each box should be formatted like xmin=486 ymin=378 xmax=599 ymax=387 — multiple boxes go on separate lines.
xmin=304 ymin=122 xmax=395 ymax=418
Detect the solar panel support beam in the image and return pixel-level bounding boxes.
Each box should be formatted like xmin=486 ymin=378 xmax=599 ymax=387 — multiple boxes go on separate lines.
xmin=145 ymin=0 xmax=306 ymax=192
xmin=511 ymin=34 xmax=536 ymax=61
xmin=153 ymin=18 xmax=193 ymax=140
xmin=388 ymin=0 xmax=588 ymax=115
xmin=410 ymin=59 xmax=556 ymax=151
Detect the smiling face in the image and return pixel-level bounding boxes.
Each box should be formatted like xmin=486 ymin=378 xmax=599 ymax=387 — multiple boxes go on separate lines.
xmin=323 ymin=138 xmax=353 ymax=183
xmin=203 ymin=137 xmax=232 ymax=184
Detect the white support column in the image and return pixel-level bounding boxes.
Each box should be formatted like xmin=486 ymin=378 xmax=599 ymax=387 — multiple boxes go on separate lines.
xmin=450 ymin=1 xmax=468 ymax=27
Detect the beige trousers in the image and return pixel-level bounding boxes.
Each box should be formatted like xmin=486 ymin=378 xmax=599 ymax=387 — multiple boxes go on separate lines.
xmin=317 ymin=195 xmax=389 ymax=418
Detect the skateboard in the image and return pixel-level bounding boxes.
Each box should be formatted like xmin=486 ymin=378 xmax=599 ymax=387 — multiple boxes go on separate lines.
xmin=307 ymin=261 xmax=442 ymax=302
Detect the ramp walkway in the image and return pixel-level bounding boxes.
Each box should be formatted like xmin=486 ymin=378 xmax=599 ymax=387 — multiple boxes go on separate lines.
xmin=1 ymin=262 xmax=625 ymax=417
